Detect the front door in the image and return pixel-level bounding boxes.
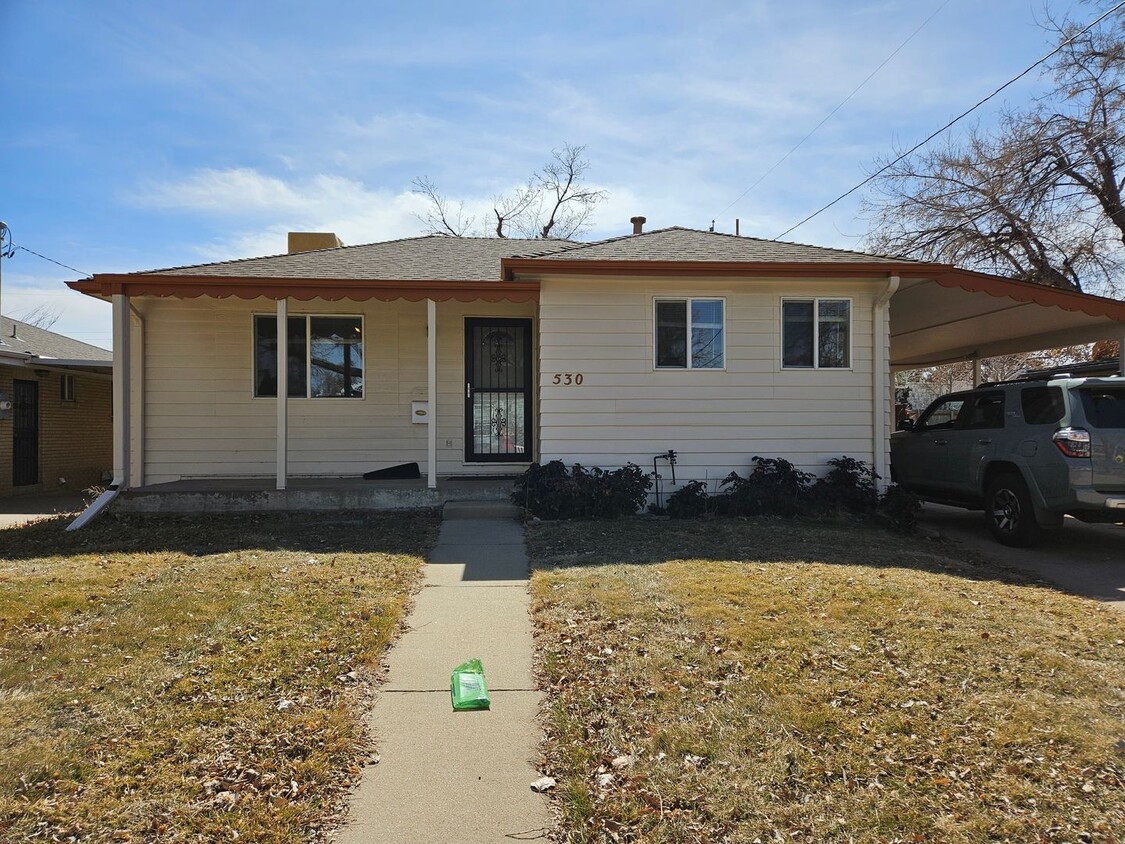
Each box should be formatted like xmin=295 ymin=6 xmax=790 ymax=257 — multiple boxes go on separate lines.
xmin=13 ymin=379 xmax=39 ymax=486
xmin=465 ymin=318 xmax=533 ymax=463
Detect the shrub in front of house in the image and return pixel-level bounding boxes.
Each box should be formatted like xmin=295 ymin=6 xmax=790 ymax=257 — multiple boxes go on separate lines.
xmin=665 ymin=455 xmax=921 ymax=532
xmin=713 ymin=457 xmax=818 ymax=517
xmin=516 ymin=456 xmax=921 ymax=531
xmin=512 ymin=460 xmax=652 ymax=519
xmin=665 ymin=479 xmax=710 ymax=519
xmin=875 ymin=483 xmax=923 ymax=532
xmin=813 ymin=456 xmax=880 ymax=515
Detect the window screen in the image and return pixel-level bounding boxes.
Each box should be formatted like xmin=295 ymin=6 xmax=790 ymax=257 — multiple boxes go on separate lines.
xmin=782 ymin=299 xmax=850 ymax=368
xmin=655 ymin=299 xmax=724 ymax=369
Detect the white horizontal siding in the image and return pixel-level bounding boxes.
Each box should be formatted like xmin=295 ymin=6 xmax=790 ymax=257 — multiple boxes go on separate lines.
xmin=136 ymin=296 xmax=535 ymax=484
xmin=537 ymin=275 xmax=886 ymax=482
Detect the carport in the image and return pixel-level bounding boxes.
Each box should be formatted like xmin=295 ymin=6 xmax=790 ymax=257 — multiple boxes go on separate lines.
xmin=890 ymin=269 xmax=1125 ymax=376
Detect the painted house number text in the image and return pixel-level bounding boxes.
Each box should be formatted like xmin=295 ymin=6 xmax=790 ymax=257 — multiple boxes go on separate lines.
xmin=552 ymin=373 xmax=584 ymax=385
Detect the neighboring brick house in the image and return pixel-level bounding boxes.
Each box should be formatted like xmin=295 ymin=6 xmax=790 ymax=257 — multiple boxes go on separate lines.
xmin=0 ymin=316 xmax=112 ymax=497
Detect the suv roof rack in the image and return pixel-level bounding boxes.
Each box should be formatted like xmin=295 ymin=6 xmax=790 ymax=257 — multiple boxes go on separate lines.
xmin=979 ymin=359 xmax=1123 ymax=387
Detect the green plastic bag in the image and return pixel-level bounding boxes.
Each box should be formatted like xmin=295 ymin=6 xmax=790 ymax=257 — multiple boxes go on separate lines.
xmin=450 ymin=658 xmax=491 ymax=711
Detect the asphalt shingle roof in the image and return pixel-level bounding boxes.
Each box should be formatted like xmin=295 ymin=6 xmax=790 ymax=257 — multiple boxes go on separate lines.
xmin=151 ymin=236 xmax=577 ymax=281
xmin=0 ymin=317 xmax=110 ymax=361
xmin=516 ymin=227 xmax=923 ymax=264
xmin=128 ymin=228 xmax=919 ymax=284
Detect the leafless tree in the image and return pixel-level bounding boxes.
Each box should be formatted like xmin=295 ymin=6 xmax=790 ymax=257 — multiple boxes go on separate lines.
xmin=896 ymin=345 xmax=1094 ymax=417
xmin=865 ymin=10 xmax=1125 ymax=296
xmin=413 ymin=144 xmax=607 ymax=239
xmin=411 ymin=176 xmax=474 ymax=237
xmin=16 ymin=303 xmax=62 ymax=330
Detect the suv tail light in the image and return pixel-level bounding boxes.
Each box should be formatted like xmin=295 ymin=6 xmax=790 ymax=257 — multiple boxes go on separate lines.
xmin=1052 ymin=427 xmax=1091 ymax=458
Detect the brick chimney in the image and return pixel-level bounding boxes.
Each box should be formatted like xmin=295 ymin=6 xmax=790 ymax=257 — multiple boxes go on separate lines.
xmin=630 ymin=216 xmax=646 ymax=235
xmin=288 ymin=232 xmax=343 ymax=253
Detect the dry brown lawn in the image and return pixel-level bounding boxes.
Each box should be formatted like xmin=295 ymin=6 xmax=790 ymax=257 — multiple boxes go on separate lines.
xmin=529 ymin=518 xmax=1125 ymax=844
xmin=0 ymin=510 xmax=437 ymax=843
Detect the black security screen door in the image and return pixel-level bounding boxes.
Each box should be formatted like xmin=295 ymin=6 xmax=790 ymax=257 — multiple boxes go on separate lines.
xmin=13 ymin=379 xmax=39 ymax=486
xmin=465 ymin=318 xmax=533 ymax=462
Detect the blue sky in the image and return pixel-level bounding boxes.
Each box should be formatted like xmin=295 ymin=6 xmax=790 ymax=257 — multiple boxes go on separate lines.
xmin=0 ymin=0 xmax=1097 ymax=348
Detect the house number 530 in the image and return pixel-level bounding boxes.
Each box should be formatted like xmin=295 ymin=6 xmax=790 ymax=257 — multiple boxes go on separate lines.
xmin=552 ymin=373 xmax=584 ymax=386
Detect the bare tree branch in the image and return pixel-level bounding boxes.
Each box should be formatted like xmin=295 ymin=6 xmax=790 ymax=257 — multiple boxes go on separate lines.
xmin=411 ymin=176 xmax=474 ymax=237
xmin=16 ymin=303 xmax=62 ymax=330
xmin=413 ymin=144 xmax=607 ymax=240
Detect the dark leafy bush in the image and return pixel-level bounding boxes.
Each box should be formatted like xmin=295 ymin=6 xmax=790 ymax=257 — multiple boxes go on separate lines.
xmin=714 ymin=457 xmax=817 ymax=517
xmin=666 ymin=480 xmax=710 ymax=519
xmin=814 ymin=456 xmax=880 ymax=515
xmin=512 ymin=461 xmax=652 ymax=519
xmin=877 ymin=484 xmax=922 ymax=532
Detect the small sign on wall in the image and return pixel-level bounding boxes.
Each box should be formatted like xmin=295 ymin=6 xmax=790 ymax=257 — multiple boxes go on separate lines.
xmin=411 ymin=401 xmax=430 ymax=424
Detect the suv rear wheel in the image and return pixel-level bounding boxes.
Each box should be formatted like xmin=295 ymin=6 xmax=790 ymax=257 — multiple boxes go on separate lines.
xmin=985 ymin=473 xmax=1042 ymax=547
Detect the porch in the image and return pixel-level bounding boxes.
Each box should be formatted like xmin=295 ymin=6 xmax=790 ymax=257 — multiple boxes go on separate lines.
xmin=113 ymin=476 xmax=520 ymax=515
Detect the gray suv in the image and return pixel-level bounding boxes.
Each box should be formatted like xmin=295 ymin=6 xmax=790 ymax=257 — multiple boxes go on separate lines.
xmin=891 ymin=367 xmax=1125 ymax=546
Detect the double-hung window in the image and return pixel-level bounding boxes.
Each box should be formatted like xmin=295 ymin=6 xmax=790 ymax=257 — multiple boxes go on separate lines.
xmin=782 ymin=298 xmax=850 ymax=368
xmin=655 ymin=298 xmax=725 ymax=369
xmin=254 ymin=315 xmax=364 ymax=398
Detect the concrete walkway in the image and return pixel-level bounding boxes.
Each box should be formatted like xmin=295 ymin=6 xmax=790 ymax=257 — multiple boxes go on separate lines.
xmin=0 ymin=493 xmax=87 ymax=529
xmin=334 ymin=502 xmax=551 ymax=843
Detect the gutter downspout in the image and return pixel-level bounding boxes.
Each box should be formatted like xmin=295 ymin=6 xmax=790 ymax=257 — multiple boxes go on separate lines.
xmin=69 ymin=292 xmax=131 ymax=530
xmin=873 ymin=275 xmax=900 ymax=491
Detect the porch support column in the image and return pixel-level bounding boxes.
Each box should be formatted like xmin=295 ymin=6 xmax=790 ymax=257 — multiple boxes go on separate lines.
xmin=427 ymin=298 xmax=437 ymax=490
xmin=872 ymin=276 xmax=899 ymax=490
xmin=276 ymin=297 xmax=288 ymax=491
xmin=111 ymin=293 xmax=131 ymax=489
xmin=972 ymin=355 xmax=982 ymax=387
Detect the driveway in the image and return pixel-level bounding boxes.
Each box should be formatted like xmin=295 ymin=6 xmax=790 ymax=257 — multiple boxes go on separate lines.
xmin=0 ymin=493 xmax=87 ymax=529
xmin=920 ymin=503 xmax=1125 ymax=611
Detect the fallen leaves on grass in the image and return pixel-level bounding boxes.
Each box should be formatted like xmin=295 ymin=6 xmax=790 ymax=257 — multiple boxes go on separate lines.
xmin=529 ymin=519 xmax=1125 ymax=844
xmin=0 ymin=510 xmax=436 ymax=843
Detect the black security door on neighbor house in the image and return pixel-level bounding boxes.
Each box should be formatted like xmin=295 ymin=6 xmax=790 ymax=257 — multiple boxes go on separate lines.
xmin=12 ymin=379 xmax=39 ymax=486
xmin=465 ymin=318 xmax=533 ymax=462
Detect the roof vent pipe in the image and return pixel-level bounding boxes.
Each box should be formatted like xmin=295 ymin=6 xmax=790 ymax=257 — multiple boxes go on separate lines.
xmin=630 ymin=216 xmax=646 ymax=235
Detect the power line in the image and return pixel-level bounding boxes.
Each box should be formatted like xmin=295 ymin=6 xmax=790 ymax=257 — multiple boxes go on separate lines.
xmin=14 ymin=245 xmax=89 ymax=277
xmin=716 ymin=0 xmax=951 ymax=221
xmin=774 ymin=0 xmax=1125 ymax=241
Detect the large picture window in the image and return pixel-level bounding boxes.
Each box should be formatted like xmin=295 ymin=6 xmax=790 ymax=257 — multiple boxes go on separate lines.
xmin=782 ymin=298 xmax=850 ymax=368
xmin=254 ymin=315 xmax=363 ymax=398
xmin=655 ymin=298 xmax=724 ymax=369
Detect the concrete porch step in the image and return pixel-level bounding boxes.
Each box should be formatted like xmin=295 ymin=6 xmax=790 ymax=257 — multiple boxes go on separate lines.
xmin=442 ymin=500 xmax=522 ymax=520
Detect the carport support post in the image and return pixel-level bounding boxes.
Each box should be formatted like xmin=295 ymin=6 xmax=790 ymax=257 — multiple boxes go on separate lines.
xmin=1119 ymin=331 xmax=1125 ymax=376
xmin=972 ymin=356 xmax=982 ymax=387
xmin=276 ymin=297 xmax=288 ymax=491
xmin=427 ymin=298 xmax=437 ymax=490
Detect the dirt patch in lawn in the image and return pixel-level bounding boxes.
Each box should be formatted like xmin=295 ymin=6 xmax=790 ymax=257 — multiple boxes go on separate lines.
xmin=0 ymin=510 xmax=437 ymax=843
xmin=529 ymin=518 xmax=1125 ymax=843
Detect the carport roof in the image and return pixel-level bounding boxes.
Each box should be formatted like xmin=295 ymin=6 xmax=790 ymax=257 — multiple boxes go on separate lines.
xmin=890 ymin=272 xmax=1125 ymax=369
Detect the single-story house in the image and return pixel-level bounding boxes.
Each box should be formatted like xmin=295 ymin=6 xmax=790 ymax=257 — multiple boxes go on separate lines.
xmin=0 ymin=316 xmax=112 ymax=496
xmin=64 ymin=223 xmax=1125 ymax=514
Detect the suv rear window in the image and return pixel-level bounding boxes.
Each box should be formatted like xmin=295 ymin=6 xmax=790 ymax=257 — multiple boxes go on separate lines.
xmin=1078 ymin=387 xmax=1125 ymax=428
xmin=1021 ymin=386 xmax=1065 ymax=425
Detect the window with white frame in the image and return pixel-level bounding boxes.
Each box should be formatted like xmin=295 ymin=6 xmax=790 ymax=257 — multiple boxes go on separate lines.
xmin=254 ymin=315 xmax=364 ymax=398
xmin=782 ymin=298 xmax=851 ymax=368
xmin=655 ymin=298 xmax=725 ymax=369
